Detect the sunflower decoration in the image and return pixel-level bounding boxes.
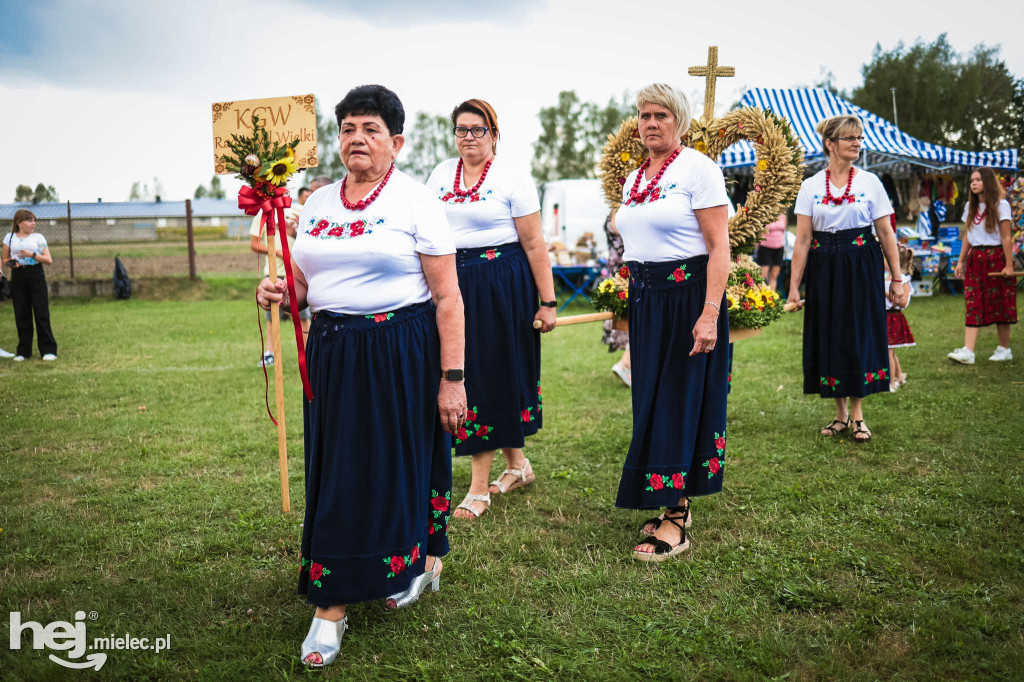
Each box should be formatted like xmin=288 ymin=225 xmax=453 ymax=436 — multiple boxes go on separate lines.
xmin=219 ymin=114 xmax=302 ymax=196
xmin=599 ymin=116 xmax=648 ymax=210
xmin=725 ymin=255 xmax=784 ymax=330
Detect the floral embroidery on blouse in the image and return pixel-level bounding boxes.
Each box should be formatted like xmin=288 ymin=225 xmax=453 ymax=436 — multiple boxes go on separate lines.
xmin=864 ymin=368 xmax=888 ymax=385
xmin=667 ymin=265 xmax=692 ymax=283
xmin=820 ymin=376 xmax=840 ymax=391
xmin=812 ymin=193 xmax=863 ymax=206
xmin=437 ymin=187 xmax=493 ymax=205
xmin=645 ymin=471 xmax=686 ymax=492
xmin=300 ymin=557 xmax=332 ymax=588
xmin=702 ymin=430 xmax=726 ymax=478
xmin=306 ymin=216 xmax=383 ymax=240
xmin=365 ymin=312 xmax=395 ymax=323
xmin=384 ymin=543 xmax=421 ymax=578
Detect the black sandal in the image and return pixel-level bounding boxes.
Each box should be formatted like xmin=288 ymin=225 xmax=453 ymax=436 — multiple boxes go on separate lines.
xmin=820 ymin=417 xmax=851 ymax=436
xmin=640 ymin=503 xmax=692 ymax=535
xmin=633 ymin=505 xmax=691 ymax=562
xmin=852 ymin=420 xmax=872 ymax=443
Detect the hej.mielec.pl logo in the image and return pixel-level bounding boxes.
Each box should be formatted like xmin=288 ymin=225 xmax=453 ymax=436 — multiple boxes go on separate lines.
xmin=9 ymin=610 xmax=171 ymax=670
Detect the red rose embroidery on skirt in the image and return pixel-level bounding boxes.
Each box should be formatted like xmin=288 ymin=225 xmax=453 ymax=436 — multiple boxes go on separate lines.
xmin=715 ymin=436 xmax=726 ymax=450
xmin=431 ymin=495 xmax=449 ymax=512
xmin=476 ymin=425 xmax=490 ymax=438
xmin=671 ymin=473 xmax=685 ymax=489
xmin=648 ymin=473 xmax=664 ymax=490
xmin=708 ymin=457 xmax=721 ymax=474
xmin=309 ymin=562 xmax=324 ymax=581
xmin=389 ymin=556 xmax=405 ymax=574
xmin=485 ymin=250 xmax=497 ymax=260
xmin=409 ymin=545 xmax=420 ymax=564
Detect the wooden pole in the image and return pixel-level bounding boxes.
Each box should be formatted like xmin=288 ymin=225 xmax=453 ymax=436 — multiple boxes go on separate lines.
xmin=185 ymin=199 xmax=197 ymax=280
xmin=783 ymin=300 xmax=805 ymax=312
xmin=66 ymin=201 xmax=74 ymax=279
xmin=987 ymin=271 xmax=1024 ymax=277
xmin=265 ymin=219 xmax=290 ymax=513
xmin=534 ymin=311 xmax=613 ymax=328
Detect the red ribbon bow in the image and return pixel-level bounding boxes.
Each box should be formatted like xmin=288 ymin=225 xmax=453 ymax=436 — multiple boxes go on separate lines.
xmin=239 ymin=184 xmax=314 ymax=421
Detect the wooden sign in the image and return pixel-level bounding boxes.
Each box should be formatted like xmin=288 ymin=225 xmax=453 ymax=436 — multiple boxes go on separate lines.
xmin=212 ymin=94 xmax=318 ymax=174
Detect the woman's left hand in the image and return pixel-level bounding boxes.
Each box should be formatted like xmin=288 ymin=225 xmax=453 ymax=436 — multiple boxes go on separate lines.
xmin=888 ymin=279 xmax=904 ymax=305
xmin=438 ymin=380 xmax=467 ymax=435
xmin=689 ymin=310 xmax=718 ymax=356
xmin=534 ymin=306 xmax=556 ymax=333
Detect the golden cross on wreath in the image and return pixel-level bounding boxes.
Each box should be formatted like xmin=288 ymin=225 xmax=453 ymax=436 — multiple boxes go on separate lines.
xmin=688 ymin=46 xmax=735 ymax=121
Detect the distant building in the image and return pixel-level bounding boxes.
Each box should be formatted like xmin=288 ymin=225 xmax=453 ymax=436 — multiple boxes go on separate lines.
xmin=0 ymin=199 xmax=249 ymax=243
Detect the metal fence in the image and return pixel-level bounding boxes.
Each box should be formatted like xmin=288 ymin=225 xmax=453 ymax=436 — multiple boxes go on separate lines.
xmin=2 ymin=198 xmax=259 ymax=282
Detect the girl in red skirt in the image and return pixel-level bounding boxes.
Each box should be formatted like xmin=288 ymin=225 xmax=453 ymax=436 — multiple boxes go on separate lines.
xmin=948 ymin=168 xmax=1017 ymax=364
xmin=886 ymin=245 xmax=914 ymax=391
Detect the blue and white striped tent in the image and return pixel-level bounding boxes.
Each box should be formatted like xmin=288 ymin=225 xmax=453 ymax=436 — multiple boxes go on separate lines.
xmin=718 ymin=88 xmax=1018 ymax=171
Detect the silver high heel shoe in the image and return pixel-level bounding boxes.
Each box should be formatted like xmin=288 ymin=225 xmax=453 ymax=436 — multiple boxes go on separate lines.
xmin=300 ymin=615 xmax=348 ymax=667
xmin=384 ymin=563 xmax=441 ymax=610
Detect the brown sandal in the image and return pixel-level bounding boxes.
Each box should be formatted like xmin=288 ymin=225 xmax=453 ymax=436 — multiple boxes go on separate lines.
xmin=820 ymin=417 xmax=851 ymax=436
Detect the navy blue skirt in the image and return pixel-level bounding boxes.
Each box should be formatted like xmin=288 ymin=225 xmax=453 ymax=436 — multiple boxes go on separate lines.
xmin=803 ymin=228 xmax=889 ymax=398
xmin=616 ymin=256 xmax=729 ymax=510
xmin=298 ymin=301 xmax=451 ymax=607
xmin=453 ymin=241 xmax=542 ymax=456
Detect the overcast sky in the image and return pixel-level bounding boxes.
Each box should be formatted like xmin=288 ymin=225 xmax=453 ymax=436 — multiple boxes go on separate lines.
xmin=2 ymin=0 xmax=1022 ymax=203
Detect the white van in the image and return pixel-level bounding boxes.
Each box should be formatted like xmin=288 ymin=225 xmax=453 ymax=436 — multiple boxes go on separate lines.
xmin=540 ymin=179 xmax=610 ymax=256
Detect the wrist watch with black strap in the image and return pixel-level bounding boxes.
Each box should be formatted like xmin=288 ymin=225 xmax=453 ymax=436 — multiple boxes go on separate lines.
xmin=540 ymin=300 xmax=557 ymax=308
xmin=441 ymin=368 xmax=464 ymax=382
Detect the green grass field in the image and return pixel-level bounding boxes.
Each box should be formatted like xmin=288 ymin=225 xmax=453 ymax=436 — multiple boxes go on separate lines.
xmin=2 ymin=291 xmax=1022 ymax=680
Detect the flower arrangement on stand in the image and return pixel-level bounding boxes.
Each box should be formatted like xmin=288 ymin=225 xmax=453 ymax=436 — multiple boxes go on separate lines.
xmin=726 ymin=255 xmax=783 ymax=337
xmin=591 ymin=265 xmax=631 ymax=330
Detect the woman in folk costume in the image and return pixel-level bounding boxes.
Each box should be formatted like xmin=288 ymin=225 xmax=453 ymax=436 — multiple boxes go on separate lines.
xmin=613 ymin=84 xmax=731 ymax=561
xmin=426 ymin=99 xmax=557 ymax=521
xmin=786 ymin=115 xmax=903 ymax=443
xmin=947 ymin=167 xmax=1017 ymax=364
xmin=258 ymin=85 xmax=466 ymax=667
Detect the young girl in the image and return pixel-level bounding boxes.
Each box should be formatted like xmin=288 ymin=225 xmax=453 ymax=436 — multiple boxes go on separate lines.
xmin=885 ymin=245 xmax=914 ymax=391
xmin=948 ymin=167 xmax=1017 ymax=364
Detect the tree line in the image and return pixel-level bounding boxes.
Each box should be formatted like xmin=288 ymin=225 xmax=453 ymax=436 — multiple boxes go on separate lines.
xmin=13 ymin=35 xmax=1018 ymax=205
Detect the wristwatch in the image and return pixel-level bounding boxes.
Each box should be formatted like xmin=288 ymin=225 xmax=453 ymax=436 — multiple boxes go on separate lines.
xmin=540 ymin=300 xmax=557 ymax=308
xmin=441 ymin=368 xmax=465 ymax=382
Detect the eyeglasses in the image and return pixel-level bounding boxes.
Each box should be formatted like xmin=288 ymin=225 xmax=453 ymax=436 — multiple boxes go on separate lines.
xmin=835 ymin=135 xmax=865 ymax=142
xmin=453 ymin=126 xmax=490 ymax=139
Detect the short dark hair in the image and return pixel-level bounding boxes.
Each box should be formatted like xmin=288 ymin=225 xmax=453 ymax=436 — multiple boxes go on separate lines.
xmin=335 ymin=84 xmax=405 ymax=135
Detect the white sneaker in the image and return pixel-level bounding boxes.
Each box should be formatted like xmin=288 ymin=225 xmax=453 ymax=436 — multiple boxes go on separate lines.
xmin=42 ymin=354 xmax=57 ymax=361
xmin=897 ymin=373 xmax=908 ymax=386
xmin=611 ymin=362 xmax=632 ymax=387
xmin=947 ymin=347 xmax=975 ymax=364
xmin=260 ymin=351 xmax=275 ymax=367
xmin=988 ymin=346 xmax=1013 ymax=362
xmin=0 ymin=347 xmax=14 ymax=358
xmin=13 ymin=355 xmax=26 ymax=362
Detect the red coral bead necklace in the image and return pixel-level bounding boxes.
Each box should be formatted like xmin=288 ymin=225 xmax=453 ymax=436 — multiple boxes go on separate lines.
xmin=340 ymin=163 xmax=395 ymax=211
xmin=454 ymin=157 xmax=492 ymax=197
xmin=626 ymin=147 xmax=681 ymax=205
xmin=823 ymin=167 xmax=856 ymax=206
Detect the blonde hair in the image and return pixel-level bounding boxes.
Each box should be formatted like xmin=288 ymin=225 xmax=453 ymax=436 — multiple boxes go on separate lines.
xmin=636 ymin=84 xmax=692 ymax=142
xmin=816 ymin=115 xmax=863 ymax=157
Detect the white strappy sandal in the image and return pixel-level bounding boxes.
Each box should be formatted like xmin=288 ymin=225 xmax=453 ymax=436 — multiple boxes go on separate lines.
xmin=454 ymin=492 xmax=491 ymax=519
xmin=489 ymin=458 xmax=536 ymax=494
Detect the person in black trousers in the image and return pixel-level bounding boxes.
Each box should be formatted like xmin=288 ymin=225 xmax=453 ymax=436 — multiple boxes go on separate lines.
xmin=2 ymin=209 xmax=58 ymax=361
